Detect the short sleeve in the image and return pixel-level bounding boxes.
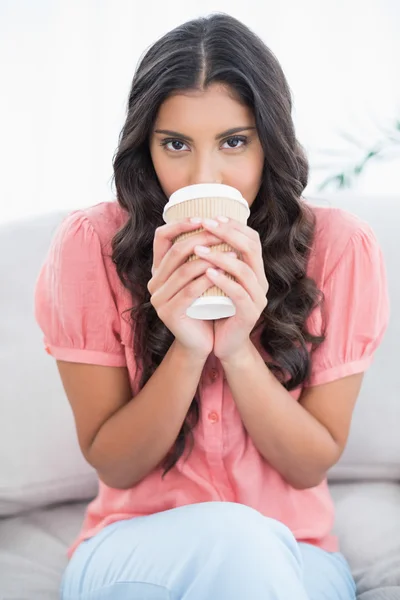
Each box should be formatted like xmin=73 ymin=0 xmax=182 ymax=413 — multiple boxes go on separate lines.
xmin=305 ymin=224 xmax=390 ymax=387
xmin=34 ymin=210 xmax=127 ymax=367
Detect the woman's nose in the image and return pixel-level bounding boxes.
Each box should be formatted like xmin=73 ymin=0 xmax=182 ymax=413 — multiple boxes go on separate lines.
xmin=189 ymin=159 xmax=222 ymax=186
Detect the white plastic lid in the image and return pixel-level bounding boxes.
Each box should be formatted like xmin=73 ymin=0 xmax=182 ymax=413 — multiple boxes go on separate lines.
xmin=163 ymin=183 xmax=249 ymax=220
xmin=186 ymin=296 xmax=236 ymax=320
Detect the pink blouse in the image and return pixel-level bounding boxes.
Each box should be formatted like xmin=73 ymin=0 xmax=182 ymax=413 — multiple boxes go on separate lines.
xmin=34 ymin=199 xmax=389 ymax=558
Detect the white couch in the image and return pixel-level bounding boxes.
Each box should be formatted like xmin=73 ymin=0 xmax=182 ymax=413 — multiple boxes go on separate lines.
xmin=0 ymin=194 xmax=399 ymax=600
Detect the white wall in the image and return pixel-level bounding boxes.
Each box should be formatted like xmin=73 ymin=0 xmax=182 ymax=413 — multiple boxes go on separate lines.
xmin=1 ymin=0 xmax=399 ymax=224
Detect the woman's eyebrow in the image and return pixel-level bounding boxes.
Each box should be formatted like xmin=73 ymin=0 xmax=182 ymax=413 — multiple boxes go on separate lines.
xmin=154 ymin=126 xmax=256 ymax=142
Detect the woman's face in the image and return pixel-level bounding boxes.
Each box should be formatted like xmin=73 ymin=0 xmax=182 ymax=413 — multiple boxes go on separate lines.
xmin=149 ymin=83 xmax=265 ymax=207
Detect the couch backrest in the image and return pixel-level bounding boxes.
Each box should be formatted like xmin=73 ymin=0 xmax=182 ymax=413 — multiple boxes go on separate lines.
xmin=0 ymin=210 xmax=98 ymax=516
xmin=310 ymin=194 xmax=399 ymax=481
xmin=0 ymin=195 xmax=398 ymax=516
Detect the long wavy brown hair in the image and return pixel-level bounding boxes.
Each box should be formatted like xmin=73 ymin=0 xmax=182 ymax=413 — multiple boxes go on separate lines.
xmin=111 ymin=13 xmax=326 ymax=477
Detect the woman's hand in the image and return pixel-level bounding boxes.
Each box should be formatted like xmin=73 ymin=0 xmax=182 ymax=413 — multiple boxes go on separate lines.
xmin=193 ymin=216 xmax=269 ymax=363
xmin=148 ymin=218 xmax=222 ymax=361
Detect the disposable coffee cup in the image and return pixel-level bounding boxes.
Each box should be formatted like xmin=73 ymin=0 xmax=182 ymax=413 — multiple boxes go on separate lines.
xmin=162 ymin=183 xmax=250 ymax=320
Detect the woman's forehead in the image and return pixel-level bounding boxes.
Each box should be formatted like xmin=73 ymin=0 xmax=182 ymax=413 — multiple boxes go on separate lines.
xmin=154 ymin=85 xmax=254 ymax=130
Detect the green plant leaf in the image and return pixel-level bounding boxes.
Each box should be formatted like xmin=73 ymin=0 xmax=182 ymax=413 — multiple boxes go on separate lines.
xmin=316 ymin=115 xmax=400 ymax=190
xmin=317 ymin=172 xmax=350 ymax=191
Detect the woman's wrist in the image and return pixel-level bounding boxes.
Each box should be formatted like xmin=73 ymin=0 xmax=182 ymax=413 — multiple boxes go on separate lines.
xmin=172 ymin=339 xmax=210 ymax=366
xmin=219 ymin=339 xmax=255 ymax=370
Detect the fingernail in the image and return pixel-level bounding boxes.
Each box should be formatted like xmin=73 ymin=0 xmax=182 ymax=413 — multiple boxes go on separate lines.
xmin=207 ymin=268 xmax=219 ymax=277
xmin=227 ymin=252 xmax=237 ymax=258
xmin=190 ymin=217 xmax=202 ymax=224
xmin=217 ymin=216 xmax=229 ymax=223
xmin=203 ymin=218 xmax=219 ymax=227
xmin=194 ymin=245 xmax=211 ymax=255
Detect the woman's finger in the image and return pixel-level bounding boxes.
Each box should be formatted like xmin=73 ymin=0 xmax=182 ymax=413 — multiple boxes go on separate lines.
xmin=153 ymin=274 xmax=216 ymax=320
xmin=149 ymin=257 xmax=212 ymax=307
xmin=201 ymin=218 xmax=267 ymax=286
xmin=206 ymin=268 xmax=267 ymax=318
xmin=151 ymin=230 xmax=224 ymax=290
xmin=215 ymin=216 xmax=260 ymax=243
xmin=152 ymin=219 xmax=203 ymax=272
xmin=194 ymin=248 xmax=268 ymax=305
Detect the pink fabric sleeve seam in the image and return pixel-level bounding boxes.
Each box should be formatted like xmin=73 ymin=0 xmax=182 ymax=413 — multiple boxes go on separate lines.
xmin=45 ymin=344 xmax=127 ymax=367
xmin=305 ymin=355 xmax=374 ymax=387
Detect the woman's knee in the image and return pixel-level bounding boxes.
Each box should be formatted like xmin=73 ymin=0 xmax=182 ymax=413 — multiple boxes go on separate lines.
xmin=183 ymin=502 xmax=301 ymax=566
xmin=185 ymin=501 xmax=295 ymax=542
xmin=182 ymin=503 xmax=306 ymax=599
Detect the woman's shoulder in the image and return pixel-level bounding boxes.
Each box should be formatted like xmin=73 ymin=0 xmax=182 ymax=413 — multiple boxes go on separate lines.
xmin=47 ymin=200 xmax=130 ymax=295
xmin=52 ymin=200 xmax=129 ymax=264
xmin=304 ymin=200 xmax=378 ymax=283
xmin=35 ymin=200 xmax=131 ymax=364
xmin=72 ymin=200 xmax=129 ymax=247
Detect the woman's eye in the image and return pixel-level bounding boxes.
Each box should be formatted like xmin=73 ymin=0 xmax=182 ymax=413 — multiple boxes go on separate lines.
xmin=160 ymin=135 xmax=248 ymax=153
xmin=222 ymin=136 xmax=248 ymax=149
xmin=160 ymin=139 xmax=188 ymax=152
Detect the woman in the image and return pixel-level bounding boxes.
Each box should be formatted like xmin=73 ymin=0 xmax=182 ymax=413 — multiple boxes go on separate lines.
xmin=34 ymin=12 xmax=389 ymax=600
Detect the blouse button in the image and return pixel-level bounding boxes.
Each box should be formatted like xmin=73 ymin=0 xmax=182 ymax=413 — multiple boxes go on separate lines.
xmin=208 ymin=411 xmax=219 ymax=424
xmin=210 ymin=368 xmax=219 ymax=382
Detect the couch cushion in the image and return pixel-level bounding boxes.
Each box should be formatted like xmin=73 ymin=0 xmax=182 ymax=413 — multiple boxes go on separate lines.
xmin=0 ymin=483 xmax=399 ymax=599
xmin=357 ymin=591 xmax=400 ymax=600
xmin=0 ymin=501 xmax=86 ymax=599
xmin=0 ymin=212 xmax=98 ymax=516
xmin=330 ymin=481 xmax=400 ymax=597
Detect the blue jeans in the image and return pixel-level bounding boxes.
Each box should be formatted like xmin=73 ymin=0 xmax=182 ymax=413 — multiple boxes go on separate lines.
xmin=61 ymin=501 xmax=356 ymax=599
